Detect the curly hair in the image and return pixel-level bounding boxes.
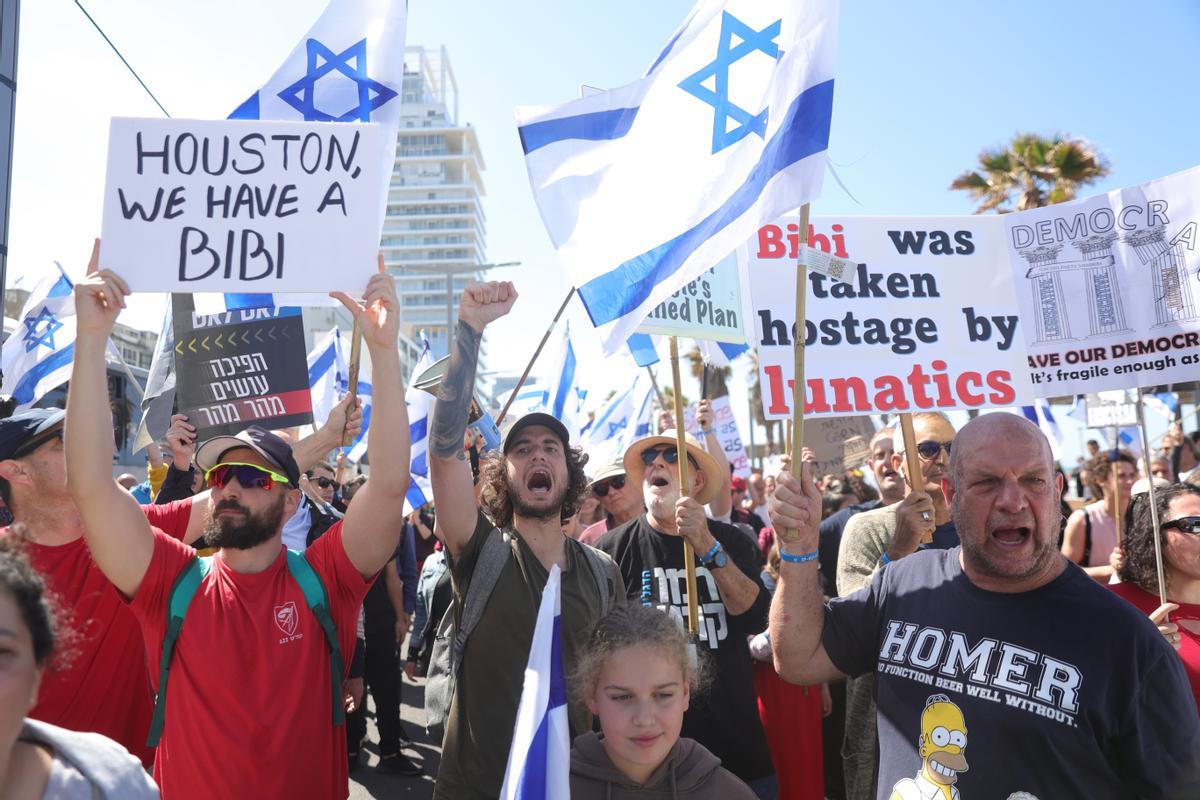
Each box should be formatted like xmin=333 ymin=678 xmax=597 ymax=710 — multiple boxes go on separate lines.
xmin=0 ymin=527 xmax=58 ymax=665
xmin=570 ymin=604 xmax=710 ymax=706
xmin=1085 ymin=448 xmax=1137 ymax=499
xmin=478 ymin=445 xmax=590 ymax=527
xmin=1119 ymin=483 xmax=1200 ymax=594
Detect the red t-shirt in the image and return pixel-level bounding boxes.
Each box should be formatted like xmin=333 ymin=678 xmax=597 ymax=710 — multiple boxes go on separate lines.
xmin=13 ymin=498 xmax=193 ymax=767
xmin=1109 ymin=581 xmax=1200 ymax=711
xmin=130 ymin=521 xmax=371 ymax=800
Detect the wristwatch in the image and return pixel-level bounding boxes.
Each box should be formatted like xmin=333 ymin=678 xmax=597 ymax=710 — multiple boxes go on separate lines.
xmin=700 ymin=541 xmax=728 ymax=569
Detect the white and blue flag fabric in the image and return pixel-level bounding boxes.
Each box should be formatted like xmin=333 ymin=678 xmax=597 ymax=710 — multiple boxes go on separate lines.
xmin=581 ymin=373 xmax=656 ymax=466
xmin=404 ymin=333 xmax=436 ymax=512
xmin=1019 ymin=399 xmax=1064 ymax=460
xmin=304 ymin=327 xmax=373 ymax=462
xmin=538 ymin=321 xmax=588 ymax=442
xmin=518 ymin=0 xmax=839 ymax=352
xmin=208 ymin=0 xmax=409 ymax=313
xmin=499 ymin=564 xmax=569 ymax=800
xmin=1 ymin=264 xmax=78 ymax=409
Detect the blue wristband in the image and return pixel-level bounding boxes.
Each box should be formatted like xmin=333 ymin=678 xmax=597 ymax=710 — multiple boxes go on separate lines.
xmin=779 ymin=549 xmax=818 ymax=564
xmin=880 ymin=552 xmax=893 ymax=566
xmin=700 ymin=542 xmax=722 ymax=564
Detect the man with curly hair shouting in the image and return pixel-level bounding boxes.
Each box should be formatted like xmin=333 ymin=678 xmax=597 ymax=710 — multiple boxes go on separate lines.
xmin=428 ymin=280 xmax=624 ymax=799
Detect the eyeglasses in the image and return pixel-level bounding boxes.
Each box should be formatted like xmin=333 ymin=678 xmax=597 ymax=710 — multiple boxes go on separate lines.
xmin=205 ymin=462 xmax=290 ymax=491
xmin=640 ymin=446 xmax=699 ymax=470
xmin=308 ymin=475 xmax=339 ymax=490
xmin=915 ymin=440 xmax=952 ymax=460
xmin=592 ymin=476 xmax=626 ymax=497
xmin=1163 ymin=516 xmax=1200 ymax=535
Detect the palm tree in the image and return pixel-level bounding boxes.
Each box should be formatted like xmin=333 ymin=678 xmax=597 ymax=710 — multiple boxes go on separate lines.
xmin=949 ymin=133 xmax=1109 ymax=214
xmin=685 ymin=345 xmax=731 ymax=398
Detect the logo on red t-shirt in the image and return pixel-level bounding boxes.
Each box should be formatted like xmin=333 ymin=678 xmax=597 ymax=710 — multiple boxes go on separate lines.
xmin=275 ymin=602 xmax=299 ymax=638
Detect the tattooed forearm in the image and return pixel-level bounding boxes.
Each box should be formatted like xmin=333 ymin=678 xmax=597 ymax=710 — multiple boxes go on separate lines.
xmin=431 ymin=320 xmax=482 ymax=459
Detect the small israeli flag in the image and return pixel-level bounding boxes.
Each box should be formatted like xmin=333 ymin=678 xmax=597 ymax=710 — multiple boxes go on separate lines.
xmin=499 ymin=565 xmax=569 ymax=800
xmin=405 ymin=333 xmax=435 ymax=511
xmin=2 ymin=265 xmax=79 ymax=409
xmin=581 ymin=373 xmax=656 ymax=466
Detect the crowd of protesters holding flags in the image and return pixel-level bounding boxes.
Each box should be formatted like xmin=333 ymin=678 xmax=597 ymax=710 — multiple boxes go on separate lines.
xmin=0 ymin=257 xmax=1199 ymax=800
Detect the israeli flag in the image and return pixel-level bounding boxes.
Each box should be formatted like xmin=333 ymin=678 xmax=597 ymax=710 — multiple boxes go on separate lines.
xmin=304 ymin=327 xmax=373 ymax=461
xmin=405 ymin=333 xmax=435 ymax=511
xmin=1144 ymin=392 xmax=1179 ymax=421
xmin=499 ymin=564 xmax=569 ymax=800
xmin=542 ymin=322 xmax=590 ymax=441
xmin=518 ymin=0 xmax=839 ymax=352
xmin=206 ymin=0 xmax=409 ymax=313
xmin=581 ymin=373 xmax=656 ymax=466
xmin=0 ymin=265 xmax=103 ymax=410
xmin=1019 ymin=399 xmax=1063 ymax=460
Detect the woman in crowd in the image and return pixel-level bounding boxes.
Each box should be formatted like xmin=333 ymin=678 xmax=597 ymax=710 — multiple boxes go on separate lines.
xmin=1110 ymin=482 xmax=1200 ymax=708
xmin=0 ymin=530 xmax=158 ymax=799
xmin=1061 ymin=448 xmax=1137 ymax=582
xmin=570 ymin=604 xmax=754 ymax=799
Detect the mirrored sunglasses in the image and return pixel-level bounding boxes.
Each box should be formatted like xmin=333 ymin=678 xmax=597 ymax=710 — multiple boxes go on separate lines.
xmin=205 ymin=462 xmax=290 ymax=491
xmin=915 ymin=440 xmax=952 ymax=460
xmin=592 ymin=476 xmax=626 ymax=497
xmin=1163 ymin=516 xmax=1200 ymax=535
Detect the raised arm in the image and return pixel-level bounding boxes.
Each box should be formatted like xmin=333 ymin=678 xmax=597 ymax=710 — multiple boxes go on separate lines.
xmin=65 ymin=241 xmax=154 ymax=598
xmin=767 ymin=464 xmax=846 ymax=685
xmin=429 ymin=281 xmax=516 ymax=559
xmin=332 ymin=258 xmax=410 ymax=577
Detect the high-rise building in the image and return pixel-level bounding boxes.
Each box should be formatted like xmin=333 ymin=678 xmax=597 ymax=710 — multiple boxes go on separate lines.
xmin=384 ymin=45 xmax=488 ymax=376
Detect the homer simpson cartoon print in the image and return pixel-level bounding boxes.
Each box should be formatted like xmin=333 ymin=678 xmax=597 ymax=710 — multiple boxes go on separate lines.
xmin=890 ymin=694 xmax=969 ymax=800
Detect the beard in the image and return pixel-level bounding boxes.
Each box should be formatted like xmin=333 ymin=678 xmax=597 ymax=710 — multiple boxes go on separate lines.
xmin=203 ymin=493 xmax=285 ymax=550
xmin=953 ymin=496 xmax=1059 ymax=582
xmin=506 ymin=475 xmax=570 ymax=522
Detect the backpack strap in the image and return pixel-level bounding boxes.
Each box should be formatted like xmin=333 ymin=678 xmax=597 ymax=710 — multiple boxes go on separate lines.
xmin=577 ymin=542 xmax=617 ymax=615
xmin=451 ymin=529 xmax=510 ymax=672
xmin=1083 ymin=510 xmax=1093 ymax=567
xmin=147 ymin=556 xmax=214 ymax=747
xmin=284 ymin=550 xmax=345 ymax=727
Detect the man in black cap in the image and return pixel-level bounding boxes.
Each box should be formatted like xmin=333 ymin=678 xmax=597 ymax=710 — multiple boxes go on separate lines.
xmin=62 ymin=250 xmax=408 ymax=800
xmin=428 ymin=280 xmax=623 ymax=800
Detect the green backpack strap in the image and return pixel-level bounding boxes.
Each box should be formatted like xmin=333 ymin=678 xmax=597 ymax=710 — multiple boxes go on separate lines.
xmin=147 ymin=555 xmax=214 ymax=747
xmin=284 ymin=550 xmax=345 ymax=727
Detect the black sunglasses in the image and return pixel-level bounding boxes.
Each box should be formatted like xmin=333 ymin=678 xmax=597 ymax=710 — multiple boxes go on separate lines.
xmin=1163 ymin=516 xmax=1200 ymax=535
xmin=915 ymin=440 xmax=952 ymax=460
xmin=640 ymin=445 xmax=699 ymax=470
xmin=306 ymin=474 xmax=339 ymax=490
xmin=592 ymin=476 xmax=626 ymax=497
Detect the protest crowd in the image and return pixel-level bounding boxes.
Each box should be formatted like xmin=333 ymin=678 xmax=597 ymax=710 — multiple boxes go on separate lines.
xmin=3 ymin=1 xmax=1200 ymax=799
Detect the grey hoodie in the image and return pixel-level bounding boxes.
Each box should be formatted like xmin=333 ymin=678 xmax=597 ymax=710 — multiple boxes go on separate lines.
xmin=19 ymin=719 xmax=159 ymax=799
xmin=570 ymin=731 xmax=756 ymax=800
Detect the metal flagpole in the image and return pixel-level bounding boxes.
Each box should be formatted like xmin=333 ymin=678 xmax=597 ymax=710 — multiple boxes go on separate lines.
xmin=1135 ymin=387 xmax=1170 ymax=606
xmin=669 ymin=336 xmax=700 ymax=634
xmin=495 ymin=287 xmax=576 ymax=428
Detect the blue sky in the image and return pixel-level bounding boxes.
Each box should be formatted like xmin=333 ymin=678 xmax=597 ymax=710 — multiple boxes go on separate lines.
xmin=9 ymin=0 xmax=1200 ymax=458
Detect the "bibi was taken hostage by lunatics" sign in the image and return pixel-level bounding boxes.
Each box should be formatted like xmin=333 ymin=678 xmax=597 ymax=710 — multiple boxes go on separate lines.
xmin=99 ymin=117 xmax=389 ymax=293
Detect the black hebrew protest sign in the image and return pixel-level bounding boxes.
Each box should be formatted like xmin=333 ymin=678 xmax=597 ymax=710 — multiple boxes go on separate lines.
xmin=744 ymin=215 xmax=1035 ymax=419
xmin=100 ymin=117 xmax=388 ymax=293
xmin=1005 ymin=165 xmax=1200 ymax=396
xmin=172 ymin=295 xmax=313 ymax=437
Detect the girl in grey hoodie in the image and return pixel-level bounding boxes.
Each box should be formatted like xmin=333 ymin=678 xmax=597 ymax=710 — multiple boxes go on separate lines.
xmin=570 ymin=604 xmax=755 ymax=799
xmin=0 ymin=531 xmax=158 ymax=799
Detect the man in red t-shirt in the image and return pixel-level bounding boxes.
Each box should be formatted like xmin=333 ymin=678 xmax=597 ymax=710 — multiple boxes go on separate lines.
xmin=0 ymin=403 xmax=360 ymax=769
xmin=64 ymin=249 xmax=410 ymax=800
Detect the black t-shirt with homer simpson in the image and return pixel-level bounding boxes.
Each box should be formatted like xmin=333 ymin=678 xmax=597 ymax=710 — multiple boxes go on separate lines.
xmin=822 ymin=546 xmax=1200 ymax=800
xmin=595 ymin=514 xmax=774 ymax=783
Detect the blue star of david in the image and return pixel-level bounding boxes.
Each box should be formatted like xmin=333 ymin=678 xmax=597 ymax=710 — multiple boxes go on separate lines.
xmin=22 ymin=307 xmax=62 ymax=352
xmin=607 ymin=419 xmax=628 ymax=438
xmin=278 ymin=38 xmax=398 ymax=122
xmin=678 ymin=12 xmax=782 ymax=154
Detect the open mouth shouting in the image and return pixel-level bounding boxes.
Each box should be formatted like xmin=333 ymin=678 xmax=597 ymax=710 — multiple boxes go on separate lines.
xmin=989 ymin=524 xmax=1032 ymax=549
xmin=525 ymin=467 xmax=554 ymax=499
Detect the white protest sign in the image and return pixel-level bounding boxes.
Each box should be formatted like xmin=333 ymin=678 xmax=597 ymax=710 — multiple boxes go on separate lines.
xmin=1084 ymin=391 xmax=1138 ymax=428
xmin=681 ymin=395 xmax=750 ymax=477
xmin=744 ymin=215 xmax=1035 ymax=419
xmin=636 ymin=253 xmax=745 ymax=344
xmin=1005 ymin=165 xmax=1200 ymax=395
xmin=100 ymin=117 xmax=389 ymax=293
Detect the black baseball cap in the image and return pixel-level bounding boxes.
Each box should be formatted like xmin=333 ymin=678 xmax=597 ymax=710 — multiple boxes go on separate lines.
xmin=502 ymin=412 xmax=570 ymax=454
xmin=194 ymin=425 xmax=301 ymax=486
xmin=0 ymin=408 xmax=66 ymax=461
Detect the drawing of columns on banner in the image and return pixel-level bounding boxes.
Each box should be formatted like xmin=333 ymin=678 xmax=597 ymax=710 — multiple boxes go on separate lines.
xmin=1021 ymin=245 xmax=1074 ymax=343
xmin=1124 ymin=226 xmax=1200 ymax=327
xmin=1021 ymin=234 xmax=1131 ymax=344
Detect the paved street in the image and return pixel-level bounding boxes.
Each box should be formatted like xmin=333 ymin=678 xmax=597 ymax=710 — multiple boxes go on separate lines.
xmin=349 ymin=673 xmax=439 ymax=799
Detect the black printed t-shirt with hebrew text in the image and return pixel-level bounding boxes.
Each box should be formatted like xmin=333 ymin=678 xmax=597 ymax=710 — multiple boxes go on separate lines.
xmin=822 ymin=547 xmax=1200 ymax=800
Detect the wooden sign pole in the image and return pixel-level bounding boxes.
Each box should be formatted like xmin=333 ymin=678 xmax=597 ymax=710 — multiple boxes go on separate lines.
xmin=669 ymin=336 xmax=700 ymax=634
